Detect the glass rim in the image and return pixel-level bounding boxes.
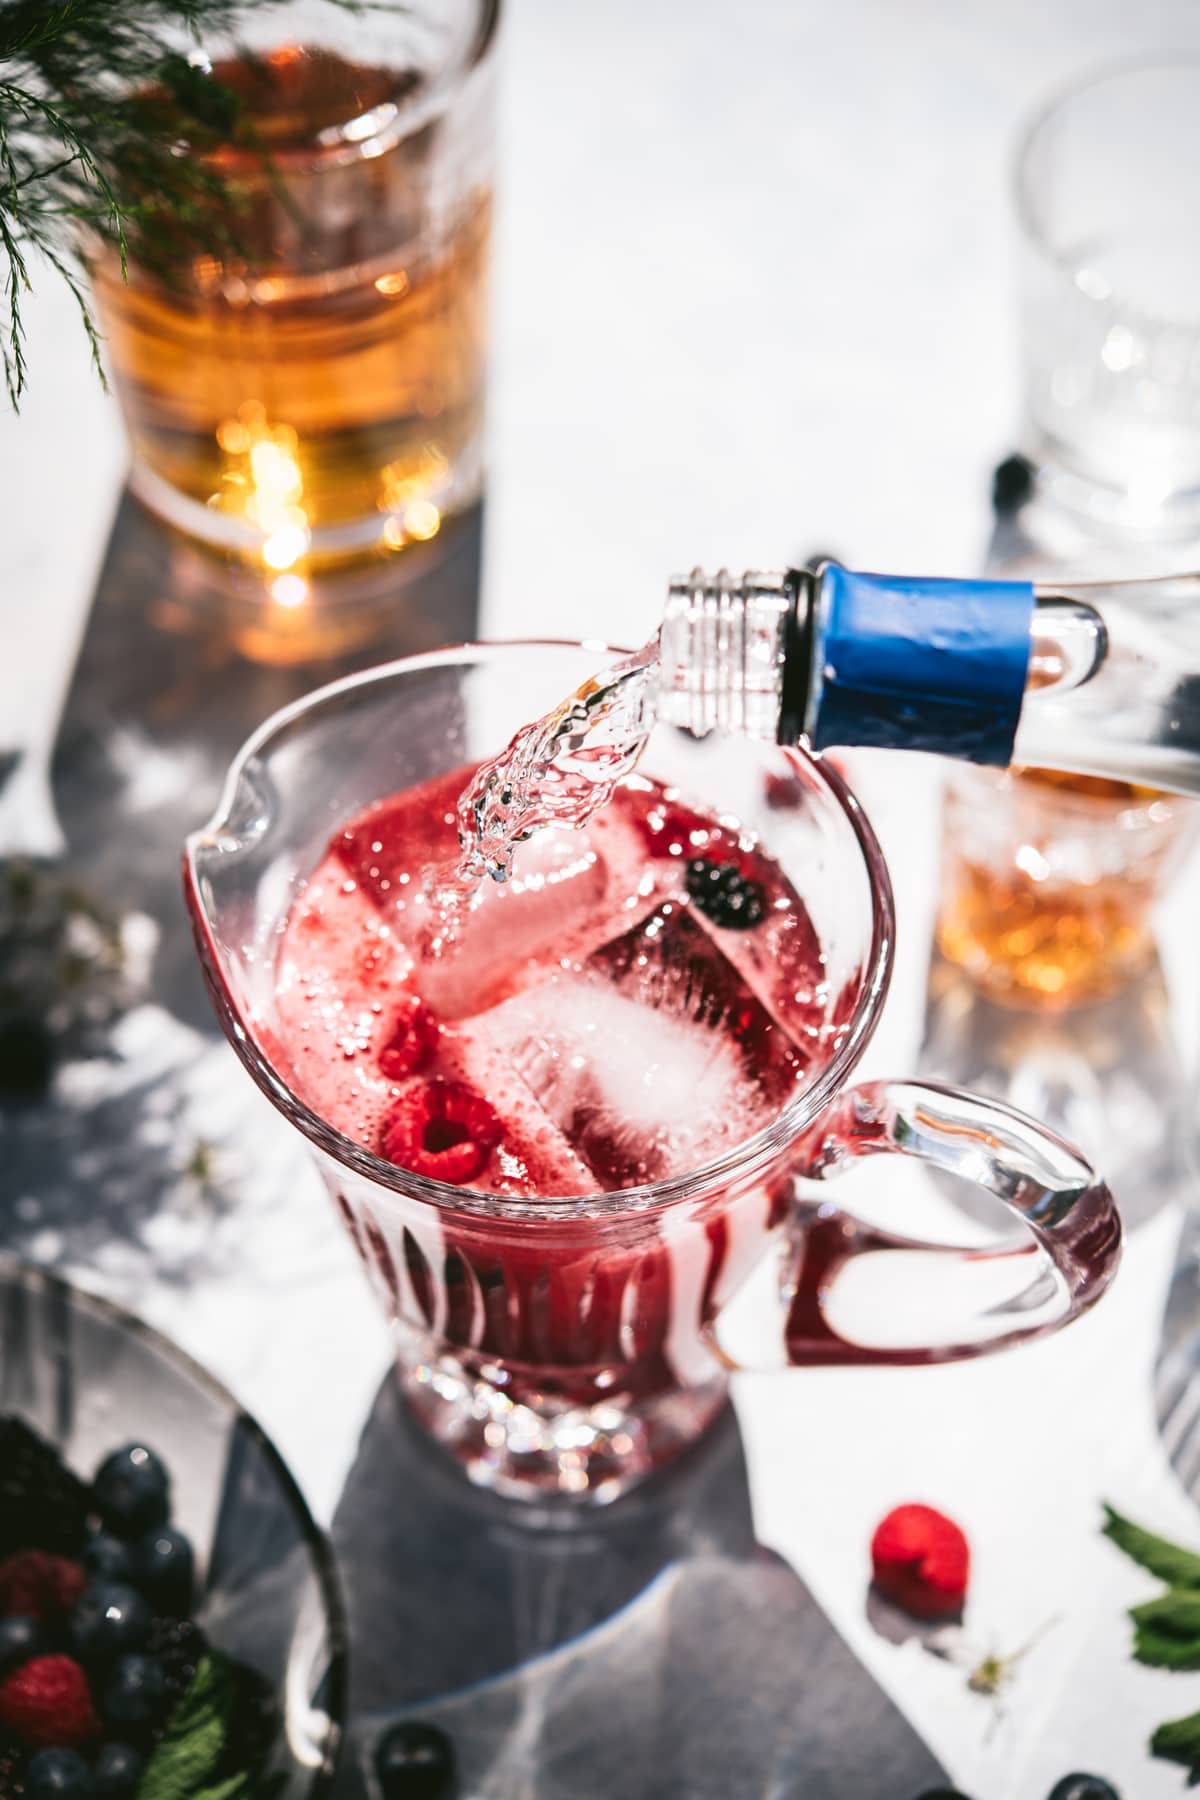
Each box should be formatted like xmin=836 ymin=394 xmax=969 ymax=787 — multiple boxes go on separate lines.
xmin=184 ymin=639 xmax=896 ymax=1224
xmin=952 ymin=764 xmax=1188 ymax=826
xmin=177 ymin=0 xmax=501 ymax=172
xmin=0 ymin=1255 xmax=348 ymax=1796
xmin=1012 ymin=51 xmax=1200 ymax=309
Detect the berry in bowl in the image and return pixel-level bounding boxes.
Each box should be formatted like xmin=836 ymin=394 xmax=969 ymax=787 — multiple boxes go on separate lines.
xmin=0 ymin=1261 xmax=345 ymax=1797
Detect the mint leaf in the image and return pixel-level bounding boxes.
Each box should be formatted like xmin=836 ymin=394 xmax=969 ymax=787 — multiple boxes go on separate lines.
xmin=1152 ymin=1708 xmax=1200 ymax=1776
xmin=138 ymin=1651 xmax=237 ymax=1800
xmin=192 ymin=1776 xmax=256 ymax=1800
xmin=1102 ymin=1504 xmax=1200 ymax=1588
xmin=1132 ymin=1591 xmax=1200 ymax=1637
xmin=1133 ymin=1623 xmax=1200 ymax=1671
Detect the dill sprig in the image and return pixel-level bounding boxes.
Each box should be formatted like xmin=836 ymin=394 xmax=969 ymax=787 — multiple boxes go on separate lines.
xmin=0 ymin=0 xmax=370 ymax=407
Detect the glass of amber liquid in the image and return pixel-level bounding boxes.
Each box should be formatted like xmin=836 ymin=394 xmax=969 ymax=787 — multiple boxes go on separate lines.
xmin=937 ymin=59 xmax=1200 ymax=1011
xmin=937 ymin=766 xmax=1194 ymax=1009
xmin=91 ymin=0 xmax=497 ymax=593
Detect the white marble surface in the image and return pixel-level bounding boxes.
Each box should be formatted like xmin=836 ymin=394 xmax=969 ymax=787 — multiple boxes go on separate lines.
xmin=6 ymin=2 xmax=1200 ymax=1795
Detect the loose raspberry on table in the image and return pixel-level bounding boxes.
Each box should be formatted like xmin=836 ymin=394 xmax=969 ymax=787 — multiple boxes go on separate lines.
xmin=0 ymin=1553 xmax=86 ymax=1627
xmin=381 ymin=1079 xmax=501 ymax=1183
xmin=870 ymin=1503 xmax=970 ymax=1620
xmin=0 ymin=1654 xmax=98 ymax=1749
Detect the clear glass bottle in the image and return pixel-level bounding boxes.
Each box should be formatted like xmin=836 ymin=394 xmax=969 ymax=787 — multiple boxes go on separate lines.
xmin=656 ymin=563 xmax=1200 ymax=797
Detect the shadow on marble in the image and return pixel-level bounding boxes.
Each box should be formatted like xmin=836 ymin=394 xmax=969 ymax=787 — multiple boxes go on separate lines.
xmin=331 ymin=1377 xmax=949 ymax=1799
xmin=919 ymin=948 xmax=1190 ymax=1235
xmin=49 ymin=490 xmax=482 ymax=1035
xmin=2 ymin=490 xmax=482 ymax=1289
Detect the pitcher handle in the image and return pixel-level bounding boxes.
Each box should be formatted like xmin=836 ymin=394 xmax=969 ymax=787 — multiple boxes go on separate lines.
xmin=714 ymin=1079 xmax=1121 ymax=1370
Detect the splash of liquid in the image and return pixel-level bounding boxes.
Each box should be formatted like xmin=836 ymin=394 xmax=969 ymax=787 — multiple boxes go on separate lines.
xmin=456 ymin=640 xmax=660 ymax=883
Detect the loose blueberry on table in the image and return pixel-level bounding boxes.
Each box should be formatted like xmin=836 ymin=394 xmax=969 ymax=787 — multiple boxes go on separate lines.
xmin=1046 ymin=1779 xmax=1120 ymax=1800
xmin=375 ymin=1720 xmax=457 ymax=1799
xmin=0 ymin=1416 xmax=278 ymax=1798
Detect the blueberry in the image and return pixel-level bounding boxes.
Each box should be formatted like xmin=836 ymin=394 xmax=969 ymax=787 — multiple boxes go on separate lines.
xmin=70 ymin=1582 xmax=150 ymax=1661
xmin=375 ymin=1720 xmax=456 ymax=1799
xmin=685 ymin=857 xmax=767 ymax=931
xmin=101 ymin=1653 xmax=167 ymax=1729
xmin=1047 ymin=1779 xmax=1120 ymax=1800
xmin=93 ymin=1743 xmax=144 ymax=1797
xmin=992 ymin=452 xmax=1035 ymax=517
xmin=0 ymin=1612 xmax=45 ymax=1673
xmin=82 ymin=1534 xmax=135 ymax=1585
xmin=25 ymin=1747 xmax=95 ymax=1797
xmin=134 ymin=1526 xmax=193 ymax=1614
xmin=92 ymin=1446 xmax=170 ymax=1537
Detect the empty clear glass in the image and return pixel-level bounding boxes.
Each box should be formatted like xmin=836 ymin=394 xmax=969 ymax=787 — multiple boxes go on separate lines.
xmin=1015 ymin=59 xmax=1200 ymax=537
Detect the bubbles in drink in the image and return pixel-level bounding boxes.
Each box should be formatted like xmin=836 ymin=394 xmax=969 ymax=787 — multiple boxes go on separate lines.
xmin=455 ymin=640 xmax=660 ymax=882
xmin=275 ymin=766 xmax=833 ymax=1195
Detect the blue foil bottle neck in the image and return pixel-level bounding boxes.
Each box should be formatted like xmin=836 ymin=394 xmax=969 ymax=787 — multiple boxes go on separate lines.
xmin=806 ymin=566 xmax=1036 ymax=766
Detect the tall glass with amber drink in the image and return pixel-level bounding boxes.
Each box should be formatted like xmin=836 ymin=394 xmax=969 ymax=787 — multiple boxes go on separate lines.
xmin=90 ymin=0 xmax=497 ymax=597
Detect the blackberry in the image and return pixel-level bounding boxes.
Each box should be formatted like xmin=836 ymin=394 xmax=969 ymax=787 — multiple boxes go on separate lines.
xmin=685 ymin=858 xmax=767 ymax=931
xmin=0 ymin=1421 xmax=89 ymax=1561
xmin=0 ymin=1733 xmax=24 ymax=1800
xmin=143 ymin=1616 xmax=206 ymax=1734
xmin=214 ymin=1661 xmax=278 ymax=1786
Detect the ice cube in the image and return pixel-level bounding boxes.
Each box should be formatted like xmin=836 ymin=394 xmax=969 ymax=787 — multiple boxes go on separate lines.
xmin=333 ymin=769 xmax=464 ymax=908
xmin=475 ymin=905 xmax=805 ymax=1188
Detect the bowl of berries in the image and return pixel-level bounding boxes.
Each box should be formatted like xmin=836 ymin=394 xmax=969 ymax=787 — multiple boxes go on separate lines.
xmin=0 ymin=1260 xmax=345 ymax=1798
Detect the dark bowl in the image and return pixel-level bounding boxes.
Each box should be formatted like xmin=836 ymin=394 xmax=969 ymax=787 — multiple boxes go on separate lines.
xmin=0 ymin=1257 xmax=346 ymax=1795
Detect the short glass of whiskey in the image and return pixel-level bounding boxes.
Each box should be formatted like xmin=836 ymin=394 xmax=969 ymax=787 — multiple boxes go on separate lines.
xmin=937 ymin=766 xmax=1194 ymax=1009
xmin=90 ymin=0 xmax=497 ymax=589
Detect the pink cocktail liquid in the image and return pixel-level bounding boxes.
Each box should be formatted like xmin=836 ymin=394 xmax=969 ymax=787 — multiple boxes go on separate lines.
xmin=273 ymin=766 xmax=848 ymax=1415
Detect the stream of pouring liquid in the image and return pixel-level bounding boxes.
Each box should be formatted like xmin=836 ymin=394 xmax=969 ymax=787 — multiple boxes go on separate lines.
xmin=454 ymin=640 xmax=661 ymax=884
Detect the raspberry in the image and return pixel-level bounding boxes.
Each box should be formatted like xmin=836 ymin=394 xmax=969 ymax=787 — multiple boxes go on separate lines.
xmin=870 ymin=1504 xmax=970 ymax=1620
xmin=381 ymin=1079 xmax=501 ymax=1183
xmin=0 ymin=1422 xmax=90 ymax=1561
xmin=763 ymin=768 xmax=806 ymax=811
xmin=626 ymin=793 xmax=741 ymax=865
xmin=378 ymin=996 xmax=437 ymax=1080
xmin=0 ymin=1553 xmax=86 ymax=1627
xmin=0 ymin=1655 xmax=98 ymax=1749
